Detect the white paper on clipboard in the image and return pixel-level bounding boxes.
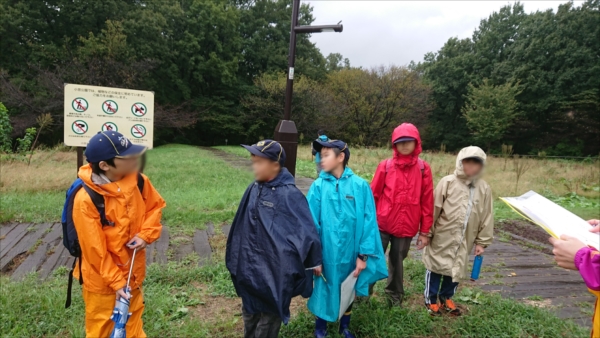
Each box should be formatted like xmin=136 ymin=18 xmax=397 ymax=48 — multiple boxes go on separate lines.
xmin=339 ymin=273 xmax=357 ymax=320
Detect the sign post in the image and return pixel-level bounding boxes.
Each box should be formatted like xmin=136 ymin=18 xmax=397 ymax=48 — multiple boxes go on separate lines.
xmin=64 ymin=84 xmax=154 ymax=174
xmin=274 ymin=0 xmax=342 ymax=176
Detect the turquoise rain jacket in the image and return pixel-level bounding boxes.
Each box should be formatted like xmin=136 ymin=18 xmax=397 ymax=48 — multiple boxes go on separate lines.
xmin=306 ymin=167 xmax=388 ymax=322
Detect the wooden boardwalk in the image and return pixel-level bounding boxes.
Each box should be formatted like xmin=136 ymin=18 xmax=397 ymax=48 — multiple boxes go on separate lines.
xmin=1 ymin=222 xmax=232 ymax=281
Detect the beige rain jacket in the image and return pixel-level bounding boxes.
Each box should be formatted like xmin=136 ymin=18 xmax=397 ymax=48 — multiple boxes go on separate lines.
xmin=422 ymin=146 xmax=494 ymax=281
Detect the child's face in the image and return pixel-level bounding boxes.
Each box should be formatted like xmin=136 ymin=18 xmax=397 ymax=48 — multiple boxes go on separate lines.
xmin=100 ymin=157 xmax=140 ymax=178
xmin=319 ymin=147 xmax=345 ymax=173
xmin=395 ymin=141 xmax=416 ymax=155
xmin=462 ymin=159 xmax=483 ymax=177
xmin=251 ymin=155 xmax=280 ymax=182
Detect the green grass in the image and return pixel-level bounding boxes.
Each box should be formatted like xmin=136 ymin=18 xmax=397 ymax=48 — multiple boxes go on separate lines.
xmin=280 ymin=257 xmax=587 ymax=338
xmin=1 ymin=257 xmax=588 ymax=338
xmin=0 ymin=191 xmax=64 ymax=223
xmin=0 ymin=261 xmax=239 ymax=337
xmin=0 ymin=145 xmax=254 ymax=232
xmin=144 ymin=145 xmax=253 ymax=233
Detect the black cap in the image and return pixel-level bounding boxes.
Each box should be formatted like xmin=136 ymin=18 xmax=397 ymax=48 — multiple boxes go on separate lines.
xmin=85 ymin=131 xmax=146 ymax=163
xmin=312 ymin=139 xmax=350 ymax=162
xmin=241 ymin=139 xmax=286 ymax=166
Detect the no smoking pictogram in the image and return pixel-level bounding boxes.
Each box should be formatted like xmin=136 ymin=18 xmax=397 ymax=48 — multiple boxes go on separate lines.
xmin=102 ymin=122 xmax=118 ymax=132
xmin=131 ymin=124 xmax=146 ymax=138
xmin=131 ymin=102 xmax=147 ymax=117
xmin=72 ymin=98 xmax=88 ymax=112
xmin=102 ymin=100 xmax=118 ymax=114
xmin=72 ymin=120 xmax=88 ymax=134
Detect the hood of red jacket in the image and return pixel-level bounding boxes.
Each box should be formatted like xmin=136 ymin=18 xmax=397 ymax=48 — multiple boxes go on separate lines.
xmin=391 ymin=123 xmax=422 ymax=166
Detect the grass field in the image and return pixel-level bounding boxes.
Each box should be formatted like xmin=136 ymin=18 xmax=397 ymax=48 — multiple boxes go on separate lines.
xmin=1 ymin=145 xmax=253 ymax=233
xmin=0 ymin=255 xmax=589 ymax=337
xmin=1 ymin=144 xmax=598 ymax=337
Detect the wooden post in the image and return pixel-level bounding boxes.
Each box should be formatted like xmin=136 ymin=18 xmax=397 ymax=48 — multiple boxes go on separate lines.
xmin=76 ymin=147 xmax=83 ymax=176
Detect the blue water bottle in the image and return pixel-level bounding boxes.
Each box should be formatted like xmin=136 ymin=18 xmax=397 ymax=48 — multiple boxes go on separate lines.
xmin=471 ymin=255 xmax=484 ymax=281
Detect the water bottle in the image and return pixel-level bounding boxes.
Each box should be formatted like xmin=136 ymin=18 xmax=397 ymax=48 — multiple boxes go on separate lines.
xmin=471 ymin=255 xmax=483 ymax=281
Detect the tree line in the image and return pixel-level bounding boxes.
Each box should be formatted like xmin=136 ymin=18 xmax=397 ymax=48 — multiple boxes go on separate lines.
xmin=1 ymin=0 xmax=598 ymax=155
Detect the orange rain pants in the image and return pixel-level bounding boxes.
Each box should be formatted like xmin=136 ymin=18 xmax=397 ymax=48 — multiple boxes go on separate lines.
xmin=82 ymin=287 xmax=146 ymax=338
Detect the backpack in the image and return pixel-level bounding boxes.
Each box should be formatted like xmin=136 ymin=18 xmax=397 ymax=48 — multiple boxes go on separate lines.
xmin=61 ymin=173 xmax=144 ymax=308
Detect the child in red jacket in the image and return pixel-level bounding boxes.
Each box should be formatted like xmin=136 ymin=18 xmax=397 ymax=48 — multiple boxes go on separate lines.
xmin=370 ymin=123 xmax=434 ymax=306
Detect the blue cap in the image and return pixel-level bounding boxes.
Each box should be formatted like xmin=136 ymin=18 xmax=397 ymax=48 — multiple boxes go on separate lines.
xmin=241 ymin=139 xmax=286 ymax=166
xmin=312 ymin=139 xmax=350 ymax=162
xmin=393 ymin=136 xmax=416 ymax=144
xmin=85 ymin=131 xmax=147 ymax=163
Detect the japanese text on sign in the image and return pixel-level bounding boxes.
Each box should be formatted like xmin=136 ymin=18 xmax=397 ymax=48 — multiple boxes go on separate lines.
xmin=64 ymin=84 xmax=154 ymax=148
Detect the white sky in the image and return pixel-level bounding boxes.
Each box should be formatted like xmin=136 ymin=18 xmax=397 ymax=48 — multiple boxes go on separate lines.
xmin=307 ymin=1 xmax=585 ymax=68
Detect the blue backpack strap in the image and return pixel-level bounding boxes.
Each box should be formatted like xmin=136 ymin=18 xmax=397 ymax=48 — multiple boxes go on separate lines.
xmin=137 ymin=172 xmax=145 ymax=195
xmin=82 ymin=185 xmax=114 ymax=227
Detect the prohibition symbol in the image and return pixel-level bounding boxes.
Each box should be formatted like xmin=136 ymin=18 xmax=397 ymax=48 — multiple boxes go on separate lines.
xmin=131 ymin=124 xmax=146 ymax=138
xmin=102 ymin=122 xmax=118 ymax=132
xmin=72 ymin=120 xmax=88 ymax=134
xmin=72 ymin=98 xmax=88 ymax=112
xmin=131 ymin=103 xmax=147 ymax=117
xmin=102 ymin=100 xmax=118 ymax=114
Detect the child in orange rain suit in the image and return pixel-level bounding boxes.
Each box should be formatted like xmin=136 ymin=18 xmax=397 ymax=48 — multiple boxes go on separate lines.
xmin=73 ymin=131 xmax=166 ymax=337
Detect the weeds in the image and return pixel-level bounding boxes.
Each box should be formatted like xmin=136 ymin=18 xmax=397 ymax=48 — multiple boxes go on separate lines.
xmin=513 ymin=155 xmax=532 ymax=194
xmin=527 ymin=295 xmax=544 ymax=301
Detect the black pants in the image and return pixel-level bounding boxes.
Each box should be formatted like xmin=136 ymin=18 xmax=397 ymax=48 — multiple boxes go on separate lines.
xmin=424 ymin=270 xmax=459 ymax=304
xmin=369 ymin=232 xmax=412 ymax=301
xmin=242 ymin=307 xmax=281 ymax=338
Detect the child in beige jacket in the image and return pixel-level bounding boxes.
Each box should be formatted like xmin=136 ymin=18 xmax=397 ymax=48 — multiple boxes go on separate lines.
xmin=422 ymin=146 xmax=494 ymax=316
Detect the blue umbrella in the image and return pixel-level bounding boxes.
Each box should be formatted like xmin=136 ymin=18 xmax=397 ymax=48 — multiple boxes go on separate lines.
xmin=110 ymin=248 xmax=138 ymax=338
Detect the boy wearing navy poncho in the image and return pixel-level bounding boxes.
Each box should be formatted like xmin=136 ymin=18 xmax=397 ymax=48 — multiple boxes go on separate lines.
xmin=226 ymin=139 xmax=322 ymax=338
xmin=307 ymin=140 xmax=388 ymax=338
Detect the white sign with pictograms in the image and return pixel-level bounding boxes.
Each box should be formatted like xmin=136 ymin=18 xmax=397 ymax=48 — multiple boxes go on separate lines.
xmin=64 ymin=84 xmax=154 ymax=148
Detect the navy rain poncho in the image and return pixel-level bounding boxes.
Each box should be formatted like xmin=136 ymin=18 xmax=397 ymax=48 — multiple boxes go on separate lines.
xmin=226 ymin=168 xmax=322 ymax=324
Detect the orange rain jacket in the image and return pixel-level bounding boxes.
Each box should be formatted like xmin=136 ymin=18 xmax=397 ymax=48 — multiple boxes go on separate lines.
xmin=73 ymin=164 xmax=166 ymax=294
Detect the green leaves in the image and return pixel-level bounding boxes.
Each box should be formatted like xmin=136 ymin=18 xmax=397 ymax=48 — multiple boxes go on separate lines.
xmin=462 ymin=79 xmax=521 ymax=150
xmin=0 ymin=103 xmax=12 ymax=153
xmin=422 ymin=1 xmax=600 ymax=155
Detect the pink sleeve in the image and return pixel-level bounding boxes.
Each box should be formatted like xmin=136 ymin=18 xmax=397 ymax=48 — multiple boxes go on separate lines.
xmin=574 ymin=247 xmax=600 ymax=291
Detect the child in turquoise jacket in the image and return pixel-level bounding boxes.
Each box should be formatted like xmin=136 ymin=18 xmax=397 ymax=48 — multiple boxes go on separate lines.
xmin=307 ymin=139 xmax=388 ymax=338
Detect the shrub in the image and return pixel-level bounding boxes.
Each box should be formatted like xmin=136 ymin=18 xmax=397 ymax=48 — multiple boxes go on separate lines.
xmin=0 ymin=102 xmax=12 ymax=153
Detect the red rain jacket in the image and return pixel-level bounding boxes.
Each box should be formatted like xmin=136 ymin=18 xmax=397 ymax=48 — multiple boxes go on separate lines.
xmin=370 ymin=123 xmax=434 ymax=238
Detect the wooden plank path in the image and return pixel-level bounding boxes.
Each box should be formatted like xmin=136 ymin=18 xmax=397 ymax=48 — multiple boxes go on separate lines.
xmin=1 ymin=222 xmax=232 ymax=281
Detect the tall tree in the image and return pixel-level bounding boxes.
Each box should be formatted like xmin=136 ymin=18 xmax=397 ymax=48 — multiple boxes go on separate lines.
xmin=326 ymin=66 xmax=432 ymax=145
xmin=462 ymin=79 xmax=521 ymax=150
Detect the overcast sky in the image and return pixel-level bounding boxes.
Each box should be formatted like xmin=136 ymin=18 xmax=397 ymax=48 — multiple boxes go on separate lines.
xmin=307 ymin=1 xmax=584 ymax=68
